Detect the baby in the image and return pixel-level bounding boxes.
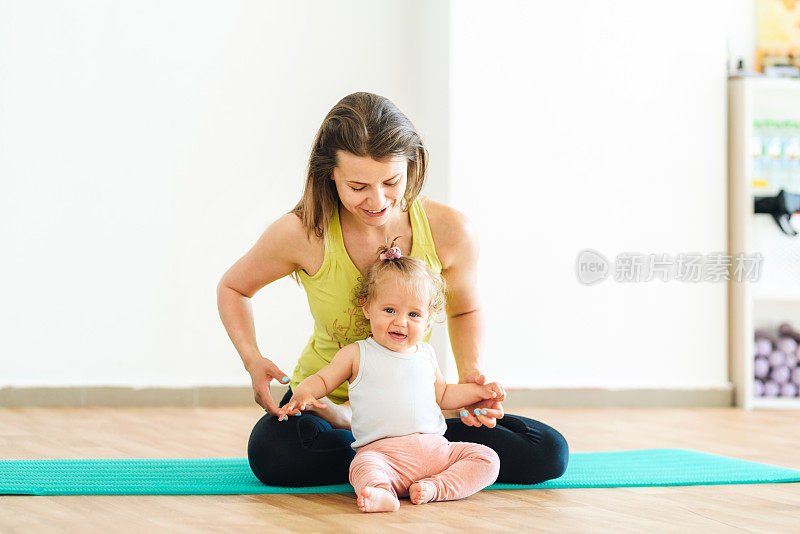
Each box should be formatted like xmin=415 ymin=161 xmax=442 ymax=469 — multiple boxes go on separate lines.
xmin=276 ymin=239 xmax=505 ymax=512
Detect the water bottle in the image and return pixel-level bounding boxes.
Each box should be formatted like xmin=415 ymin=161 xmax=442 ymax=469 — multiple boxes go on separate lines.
xmin=784 ymin=120 xmax=800 ymax=193
xmin=765 ymin=120 xmax=784 ymax=192
xmin=752 ymin=120 xmax=767 ymax=192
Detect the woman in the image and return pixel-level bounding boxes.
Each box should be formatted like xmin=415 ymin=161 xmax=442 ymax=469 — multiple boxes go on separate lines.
xmin=217 ymin=91 xmax=569 ymax=487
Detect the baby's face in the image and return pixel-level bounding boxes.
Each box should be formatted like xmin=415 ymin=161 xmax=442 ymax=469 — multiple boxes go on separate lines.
xmin=362 ymin=274 xmax=432 ymax=354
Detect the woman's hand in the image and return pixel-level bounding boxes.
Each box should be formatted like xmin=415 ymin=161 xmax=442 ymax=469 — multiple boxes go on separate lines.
xmin=460 ymin=397 xmax=505 ymax=428
xmin=457 ymin=371 xmax=505 ymax=428
xmin=245 ymin=356 xmax=292 ymax=416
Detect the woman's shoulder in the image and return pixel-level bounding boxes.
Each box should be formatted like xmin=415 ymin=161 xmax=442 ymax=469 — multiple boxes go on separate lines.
xmin=271 ymin=212 xmax=324 ymax=269
xmin=218 ymin=212 xmax=321 ymax=298
xmin=417 ymin=196 xmax=478 ymax=270
xmin=271 ymin=212 xmax=324 ymax=249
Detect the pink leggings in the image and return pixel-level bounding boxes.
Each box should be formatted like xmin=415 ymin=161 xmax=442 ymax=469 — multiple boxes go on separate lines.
xmin=349 ymin=433 xmax=500 ymax=502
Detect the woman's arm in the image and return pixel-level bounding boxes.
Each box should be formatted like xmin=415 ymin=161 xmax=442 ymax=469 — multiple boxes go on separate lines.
xmin=216 ymin=213 xmax=311 ymax=414
xmin=428 ymin=201 xmax=501 ymax=427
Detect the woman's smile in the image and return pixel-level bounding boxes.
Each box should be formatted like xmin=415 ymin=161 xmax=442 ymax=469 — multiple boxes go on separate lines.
xmin=362 ymin=206 xmax=389 ymax=218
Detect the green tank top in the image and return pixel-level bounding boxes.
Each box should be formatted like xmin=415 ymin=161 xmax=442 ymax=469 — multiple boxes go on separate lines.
xmin=291 ymin=197 xmax=443 ymax=404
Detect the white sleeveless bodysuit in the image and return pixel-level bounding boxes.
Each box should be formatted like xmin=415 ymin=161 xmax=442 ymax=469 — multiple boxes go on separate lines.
xmin=348 ymin=337 xmax=448 ymax=449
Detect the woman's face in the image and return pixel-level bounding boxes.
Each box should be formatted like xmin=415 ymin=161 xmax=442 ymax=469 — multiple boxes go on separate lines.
xmin=330 ymin=150 xmax=408 ymax=227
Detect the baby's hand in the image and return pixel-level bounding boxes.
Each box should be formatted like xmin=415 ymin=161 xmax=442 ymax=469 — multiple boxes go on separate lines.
xmin=481 ymin=382 xmax=506 ymax=402
xmin=276 ymin=391 xmax=327 ymax=421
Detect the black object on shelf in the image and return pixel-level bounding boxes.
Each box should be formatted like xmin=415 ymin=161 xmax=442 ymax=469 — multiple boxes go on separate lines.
xmin=754 ymin=189 xmax=800 ymax=236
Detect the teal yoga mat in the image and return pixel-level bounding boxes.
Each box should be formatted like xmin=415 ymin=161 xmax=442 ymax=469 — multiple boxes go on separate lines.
xmin=2 ymin=449 xmax=799 ymax=496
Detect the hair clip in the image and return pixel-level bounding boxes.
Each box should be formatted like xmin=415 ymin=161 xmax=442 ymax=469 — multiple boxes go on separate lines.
xmin=379 ymin=247 xmax=402 ymax=260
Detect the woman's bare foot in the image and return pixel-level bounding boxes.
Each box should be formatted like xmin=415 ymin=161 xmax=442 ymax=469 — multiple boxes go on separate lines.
xmin=408 ymin=481 xmax=436 ymax=505
xmin=357 ymin=486 xmax=400 ymax=513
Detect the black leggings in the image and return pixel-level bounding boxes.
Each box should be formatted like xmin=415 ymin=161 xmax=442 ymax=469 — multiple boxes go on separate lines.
xmin=247 ymin=388 xmax=569 ymax=487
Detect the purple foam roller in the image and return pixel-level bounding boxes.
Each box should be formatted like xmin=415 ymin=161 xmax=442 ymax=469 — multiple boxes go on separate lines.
xmin=754 ymin=357 xmax=770 ymax=379
xmin=792 ymin=367 xmax=800 ymax=385
xmin=754 ymin=379 xmax=765 ymax=397
xmin=769 ymin=350 xmax=787 ymax=367
xmin=777 ymin=336 xmax=798 ymax=356
xmin=764 ymin=381 xmax=781 ymax=397
xmin=785 ymin=353 xmax=798 ymax=368
xmin=781 ymin=383 xmax=798 ymax=397
xmin=756 ymin=329 xmax=778 ymax=344
xmin=770 ymin=365 xmax=791 ymax=385
xmin=778 ymin=323 xmax=800 ymax=343
xmin=754 ymin=338 xmax=773 ymax=357
xmin=755 ymin=328 xmax=773 ymax=338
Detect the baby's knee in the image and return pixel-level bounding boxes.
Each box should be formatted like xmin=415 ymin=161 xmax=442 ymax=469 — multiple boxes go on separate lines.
xmin=349 ymin=453 xmax=387 ymax=481
xmin=463 ymin=444 xmax=500 ymax=479
xmin=479 ymin=446 xmax=501 ymax=480
xmin=350 ymin=450 xmax=385 ymax=469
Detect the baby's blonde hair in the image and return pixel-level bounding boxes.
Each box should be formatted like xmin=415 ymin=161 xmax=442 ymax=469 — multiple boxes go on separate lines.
xmin=352 ymin=236 xmax=446 ymax=319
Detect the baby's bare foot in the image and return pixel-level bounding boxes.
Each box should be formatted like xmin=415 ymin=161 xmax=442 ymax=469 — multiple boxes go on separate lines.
xmin=357 ymin=486 xmax=400 ymax=513
xmin=408 ymin=481 xmax=436 ymax=505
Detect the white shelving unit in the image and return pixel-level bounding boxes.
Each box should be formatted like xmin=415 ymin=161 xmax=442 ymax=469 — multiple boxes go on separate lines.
xmin=728 ymin=77 xmax=800 ymax=409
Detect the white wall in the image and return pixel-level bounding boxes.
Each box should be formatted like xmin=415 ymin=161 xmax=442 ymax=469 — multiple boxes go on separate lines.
xmin=725 ymin=0 xmax=757 ymax=73
xmin=449 ymin=0 xmax=730 ymax=388
xmin=0 ymin=0 xmax=450 ymax=386
xmin=1 ymin=0 xmax=748 ymax=390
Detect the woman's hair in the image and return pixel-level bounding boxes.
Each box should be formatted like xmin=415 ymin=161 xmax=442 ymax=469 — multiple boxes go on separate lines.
xmin=352 ymin=237 xmax=447 ymax=320
xmin=290 ymin=91 xmax=428 ymax=239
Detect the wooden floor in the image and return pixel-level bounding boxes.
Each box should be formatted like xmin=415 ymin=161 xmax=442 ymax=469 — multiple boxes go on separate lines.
xmin=1 ymin=407 xmax=799 ymax=533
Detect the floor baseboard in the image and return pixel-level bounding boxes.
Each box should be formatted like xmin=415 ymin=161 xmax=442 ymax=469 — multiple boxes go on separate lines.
xmin=0 ymin=385 xmax=734 ymax=408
